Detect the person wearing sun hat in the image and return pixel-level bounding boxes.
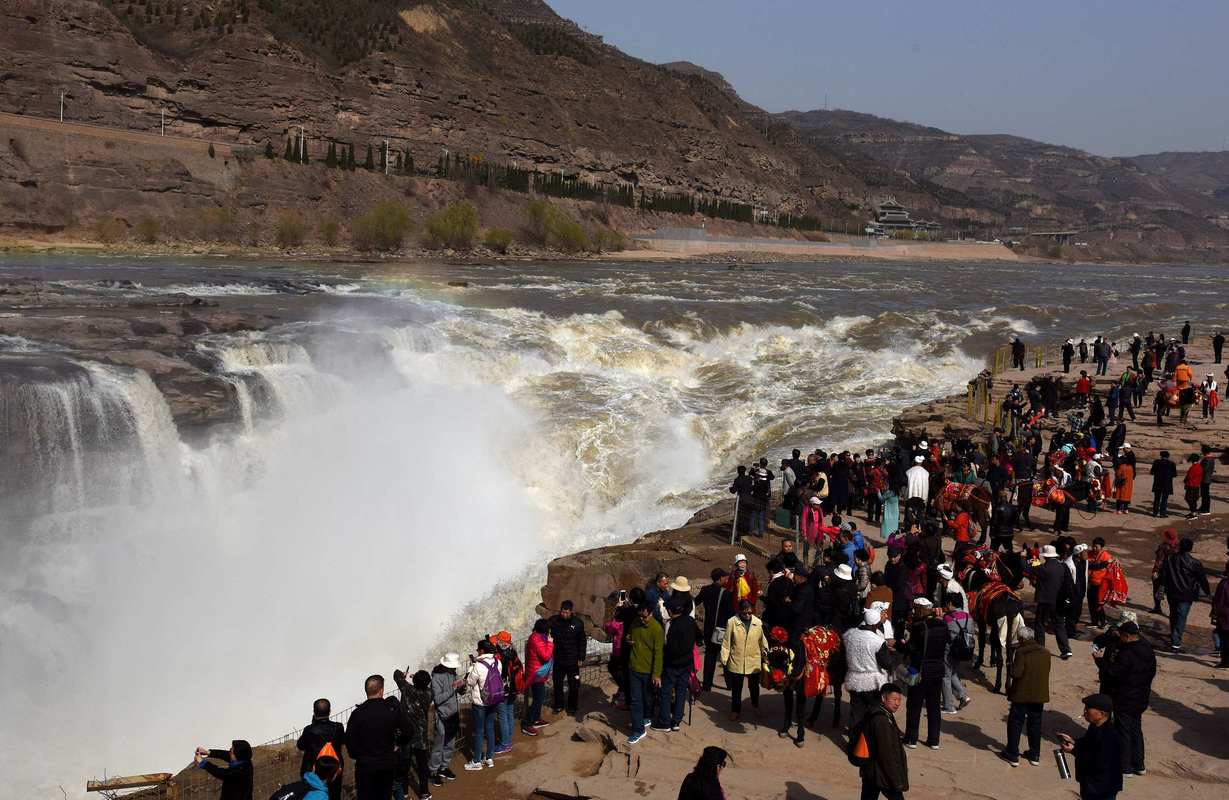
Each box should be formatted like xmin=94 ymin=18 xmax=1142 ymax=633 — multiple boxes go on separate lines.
xmin=1028 ymin=543 xmax=1074 ymax=658
xmin=428 ymin=653 xmax=463 ymax=784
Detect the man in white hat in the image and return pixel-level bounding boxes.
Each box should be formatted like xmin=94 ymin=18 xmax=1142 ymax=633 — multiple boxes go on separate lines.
xmin=832 ymin=563 xmax=859 ymax=629
xmin=1028 ymin=545 xmax=1074 ymax=659
xmin=1062 ymin=339 xmax=1075 ymax=373
xmin=905 ymin=454 xmax=930 ymax=527
xmin=935 ymin=563 xmax=967 ymax=610
xmin=841 ymin=607 xmax=894 ymax=730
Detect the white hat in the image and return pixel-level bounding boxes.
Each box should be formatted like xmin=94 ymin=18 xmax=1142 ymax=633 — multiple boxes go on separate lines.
xmin=833 ymin=564 xmax=853 ymax=581
xmin=913 ymin=597 xmax=933 ymax=608
xmin=937 ymin=564 xmax=954 ymax=579
xmin=870 ymin=600 xmax=890 ymax=612
xmin=440 ymin=652 xmax=462 ymax=670
xmin=1067 ymin=338 xmax=1074 ymax=344
xmin=1122 ymin=442 xmax=1132 ymax=449
xmin=1092 ymin=453 xmax=1103 ymax=460
xmin=670 ymin=576 xmax=692 ymax=592
xmin=1041 ymin=545 xmax=1059 ymax=559
xmin=1073 ymin=543 xmax=1089 ymax=554
xmin=734 ymin=553 xmax=747 ymax=564
xmin=809 ymin=495 xmax=822 ymax=506
xmin=914 ymin=455 xmax=925 ymax=463
xmin=920 ymin=440 xmax=929 ymax=448
xmin=863 ymin=608 xmax=882 ymax=626
xmin=1133 ymin=333 xmax=1140 ymax=337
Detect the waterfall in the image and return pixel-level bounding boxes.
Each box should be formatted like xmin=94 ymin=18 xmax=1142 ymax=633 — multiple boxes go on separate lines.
xmin=199 ymin=335 xmax=350 ymax=419
xmin=0 ymin=354 xmax=180 ymax=523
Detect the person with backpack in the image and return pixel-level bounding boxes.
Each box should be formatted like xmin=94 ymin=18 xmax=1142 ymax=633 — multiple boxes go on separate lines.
xmin=851 ymin=683 xmax=909 ymax=800
xmin=295 ymin=700 xmax=344 ymax=800
xmin=940 ymin=595 xmax=972 ymax=715
xmin=391 ymin=669 xmax=433 ymax=800
xmin=523 ymin=618 xmax=555 ymax=735
xmin=749 ymin=458 xmax=775 ymax=536
xmin=346 ymin=675 xmax=410 ymax=800
xmin=996 ymin=626 xmax=1050 ymax=767
xmin=427 ymin=655 xmax=462 ymax=788
xmin=652 ymin=600 xmax=697 ymax=732
xmin=489 ymin=632 xmax=523 ymax=754
xmin=898 ymin=598 xmax=946 ymax=750
xmin=462 ymin=640 xmax=503 ymax=771
xmin=548 ymin=601 xmax=587 ymax=718
xmin=269 ymin=746 xmax=341 ymax=800
xmin=193 ymin=740 xmax=253 ymax=800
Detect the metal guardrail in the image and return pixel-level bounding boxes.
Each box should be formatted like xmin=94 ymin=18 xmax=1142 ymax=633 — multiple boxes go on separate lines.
xmin=119 ymin=638 xmax=615 ymax=799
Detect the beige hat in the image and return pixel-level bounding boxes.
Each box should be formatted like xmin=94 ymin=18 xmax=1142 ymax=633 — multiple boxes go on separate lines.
xmin=670 ymin=576 xmax=692 ymax=592
xmin=833 ymin=564 xmax=853 ymax=581
xmin=440 ymin=652 xmax=462 ymax=670
xmin=734 ymin=553 xmax=748 ymax=564
xmin=914 ymin=455 xmax=925 ymax=463
xmin=913 ymin=597 xmax=933 ymax=608
xmin=863 ymin=608 xmax=882 ymax=626
xmin=1041 ymin=545 xmax=1059 ymax=559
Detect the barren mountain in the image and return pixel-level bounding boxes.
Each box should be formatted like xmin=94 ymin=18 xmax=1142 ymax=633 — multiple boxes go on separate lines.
xmin=777 ymin=109 xmax=1229 ymax=252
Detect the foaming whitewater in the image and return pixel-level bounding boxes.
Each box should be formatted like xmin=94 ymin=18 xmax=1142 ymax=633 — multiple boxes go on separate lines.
xmin=3 ymin=273 xmax=1007 ymax=799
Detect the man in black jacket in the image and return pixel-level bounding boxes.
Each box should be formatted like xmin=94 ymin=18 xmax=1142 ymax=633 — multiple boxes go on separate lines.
xmin=1162 ymin=538 xmax=1211 ymax=652
xmin=861 ymin=683 xmax=909 ymax=800
xmin=652 ymin=600 xmax=697 ymax=731
xmin=193 ymin=740 xmax=254 ymax=800
xmin=1059 ymin=694 xmax=1123 ymax=800
xmin=1029 ymin=545 xmax=1074 ymax=659
xmin=1094 ymin=621 xmax=1156 ymax=776
xmin=788 ymin=566 xmax=817 ymax=640
xmin=1150 ymin=451 xmax=1177 ymax=518
xmin=762 ymin=558 xmax=794 ymax=630
xmin=296 ymin=699 xmax=345 ymax=800
xmin=346 ymin=675 xmax=410 ymax=800
xmin=549 ymin=600 xmax=588 ymax=715
xmin=696 ymin=569 xmax=730 ymax=692
xmin=989 ymin=490 xmax=1018 ymax=551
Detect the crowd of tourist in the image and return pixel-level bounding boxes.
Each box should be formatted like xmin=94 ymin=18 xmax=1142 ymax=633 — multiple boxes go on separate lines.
xmin=194 ymin=325 xmax=1227 ymax=800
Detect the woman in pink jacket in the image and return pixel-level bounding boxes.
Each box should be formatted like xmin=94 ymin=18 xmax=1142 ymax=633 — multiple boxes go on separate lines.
xmin=523 ymin=618 xmax=554 ymax=734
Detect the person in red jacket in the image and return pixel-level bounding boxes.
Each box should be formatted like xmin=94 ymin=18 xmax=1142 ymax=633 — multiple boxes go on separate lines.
xmin=522 ymin=619 xmax=554 ymax=735
xmin=1183 ymin=453 xmax=1203 ymax=520
xmin=1075 ymin=371 xmax=1092 ymax=407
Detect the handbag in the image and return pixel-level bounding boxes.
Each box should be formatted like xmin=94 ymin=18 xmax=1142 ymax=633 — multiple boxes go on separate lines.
xmin=710 ymin=587 xmax=727 ymax=645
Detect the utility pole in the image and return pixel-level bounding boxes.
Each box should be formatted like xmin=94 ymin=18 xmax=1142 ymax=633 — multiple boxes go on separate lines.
xmin=59 ymin=92 xmax=64 ymax=122
xmin=161 ymin=108 xmax=165 ymax=136
xmin=383 ymin=139 xmax=389 ymax=175
xmin=297 ymin=125 xmax=305 ymax=163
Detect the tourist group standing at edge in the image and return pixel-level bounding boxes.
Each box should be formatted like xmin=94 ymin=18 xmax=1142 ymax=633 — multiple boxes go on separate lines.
xmin=192 ymin=325 xmax=1226 ymax=800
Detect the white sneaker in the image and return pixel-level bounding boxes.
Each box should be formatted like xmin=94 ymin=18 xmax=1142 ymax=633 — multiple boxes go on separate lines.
xmin=484 ymin=758 xmax=495 ymax=768
xmin=463 ymin=761 xmax=483 ymax=771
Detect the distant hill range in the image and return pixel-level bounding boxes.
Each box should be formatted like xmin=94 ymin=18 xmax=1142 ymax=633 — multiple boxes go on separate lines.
xmin=1 ymin=0 xmax=1226 ymax=260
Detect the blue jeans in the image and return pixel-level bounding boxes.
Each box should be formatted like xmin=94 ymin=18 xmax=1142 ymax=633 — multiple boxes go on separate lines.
xmin=657 ymin=666 xmax=690 ymax=727
xmin=1168 ymin=598 xmax=1192 ymax=648
xmin=496 ymin=697 xmax=514 ymax=746
xmin=527 ymin=682 xmax=545 ymax=725
xmin=750 ymin=507 xmax=766 ymax=535
xmin=629 ymin=670 xmax=652 ymax=736
xmin=471 ymin=705 xmax=496 ymax=763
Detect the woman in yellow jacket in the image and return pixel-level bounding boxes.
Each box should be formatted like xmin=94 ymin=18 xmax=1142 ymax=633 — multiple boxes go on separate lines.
xmin=720 ymin=599 xmax=769 ymax=720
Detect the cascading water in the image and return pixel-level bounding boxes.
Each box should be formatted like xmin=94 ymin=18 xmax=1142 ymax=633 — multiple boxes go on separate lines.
xmin=3 ymin=274 xmax=1004 ymax=800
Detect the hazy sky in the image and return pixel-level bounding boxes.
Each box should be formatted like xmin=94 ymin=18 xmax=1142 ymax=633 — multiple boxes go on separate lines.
xmin=547 ymin=0 xmax=1229 ymax=157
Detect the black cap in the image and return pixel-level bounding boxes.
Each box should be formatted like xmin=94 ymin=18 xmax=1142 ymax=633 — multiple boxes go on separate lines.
xmin=1117 ymin=621 xmax=1139 ymax=636
xmin=1082 ymin=693 xmax=1114 ymax=713
xmin=793 ymin=565 xmax=811 ymax=579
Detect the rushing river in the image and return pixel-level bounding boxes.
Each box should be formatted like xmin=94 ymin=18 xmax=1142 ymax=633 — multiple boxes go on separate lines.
xmin=1 ymin=255 xmax=1224 ymax=797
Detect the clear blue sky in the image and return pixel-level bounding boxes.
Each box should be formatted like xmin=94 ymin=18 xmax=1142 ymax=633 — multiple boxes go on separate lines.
xmin=547 ymin=0 xmax=1229 ymax=156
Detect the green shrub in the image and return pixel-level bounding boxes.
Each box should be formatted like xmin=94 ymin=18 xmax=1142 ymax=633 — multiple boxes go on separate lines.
xmin=200 ymin=207 xmax=238 ymax=242
xmin=484 ymin=227 xmax=514 ymax=254
xmin=524 ymin=199 xmax=552 ymax=245
xmin=422 ymin=201 xmax=479 ymax=250
xmin=591 ymin=228 xmax=628 ymax=253
xmin=351 ymin=200 xmax=412 ymax=252
xmin=551 ymin=216 xmax=591 ymax=253
xmin=318 ymin=216 xmax=341 ymax=247
xmin=135 ymin=217 xmax=161 ymax=244
xmin=93 ymin=216 xmax=125 ymax=244
xmin=273 ymin=212 xmax=307 ymax=249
